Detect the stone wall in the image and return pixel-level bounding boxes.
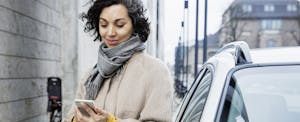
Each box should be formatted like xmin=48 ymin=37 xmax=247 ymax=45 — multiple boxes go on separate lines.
xmin=0 ymin=0 xmax=78 ymax=121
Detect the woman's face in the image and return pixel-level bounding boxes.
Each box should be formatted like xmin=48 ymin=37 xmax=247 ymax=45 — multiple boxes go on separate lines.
xmin=99 ymin=4 xmax=133 ymax=48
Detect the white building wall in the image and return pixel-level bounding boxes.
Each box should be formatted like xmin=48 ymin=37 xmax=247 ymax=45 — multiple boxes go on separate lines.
xmin=77 ymin=0 xmax=99 ymax=88
xmin=157 ymin=0 xmax=165 ymax=60
xmin=142 ymin=0 xmax=165 ymax=60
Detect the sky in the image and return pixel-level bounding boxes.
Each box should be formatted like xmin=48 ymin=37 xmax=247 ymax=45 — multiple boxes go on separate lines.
xmin=164 ymin=0 xmax=234 ymax=65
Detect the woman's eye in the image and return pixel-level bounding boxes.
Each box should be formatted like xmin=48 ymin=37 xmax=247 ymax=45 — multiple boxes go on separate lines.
xmin=100 ymin=25 xmax=107 ymax=28
xmin=116 ymin=24 xmax=125 ymax=28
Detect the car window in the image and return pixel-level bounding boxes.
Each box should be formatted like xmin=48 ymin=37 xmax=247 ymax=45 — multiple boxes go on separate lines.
xmin=218 ymin=64 xmax=300 ymax=122
xmin=219 ymin=79 xmax=249 ymax=122
xmin=175 ymin=68 xmax=206 ymax=121
xmin=180 ymin=69 xmax=213 ymax=122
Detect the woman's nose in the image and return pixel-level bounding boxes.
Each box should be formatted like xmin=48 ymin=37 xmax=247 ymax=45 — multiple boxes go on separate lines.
xmin=108 ymin=26 xmax=116 ymax=36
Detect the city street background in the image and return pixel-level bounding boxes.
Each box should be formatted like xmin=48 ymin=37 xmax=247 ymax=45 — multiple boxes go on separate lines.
xmin=0 ymin=0 xmax=299 ymax=121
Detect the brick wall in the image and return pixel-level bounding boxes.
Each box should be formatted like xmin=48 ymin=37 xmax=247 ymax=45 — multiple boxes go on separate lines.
xmin=0 ymin=0 xmax=78 ymax=121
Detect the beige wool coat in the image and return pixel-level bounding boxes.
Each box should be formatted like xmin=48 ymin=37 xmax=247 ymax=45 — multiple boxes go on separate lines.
xmin=63 ymin=52 xmax=174 ymax=122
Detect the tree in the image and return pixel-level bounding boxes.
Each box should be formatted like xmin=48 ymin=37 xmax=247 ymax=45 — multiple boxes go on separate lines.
xmin=285 ymin=15 xmax=300 ymax=46
xmin=174 ymin=42 xmax=187 ymax=98
xmin=290 ymin=15 xmax=300 ymax=45
xmin=220 ymin=3 xmax=249 ymax=46
xmin=289 ymin=30 xmax=300 ymax=45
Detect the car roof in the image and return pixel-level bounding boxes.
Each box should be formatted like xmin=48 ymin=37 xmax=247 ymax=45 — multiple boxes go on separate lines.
xmin=250 ymin=47 xmax=300 ymax=64
xmin=182 ymin=42 xmax=300 ymax=122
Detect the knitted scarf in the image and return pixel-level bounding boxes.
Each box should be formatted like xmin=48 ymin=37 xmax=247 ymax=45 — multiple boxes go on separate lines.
xmin=84 ymin=35 xmax=145 ymax=100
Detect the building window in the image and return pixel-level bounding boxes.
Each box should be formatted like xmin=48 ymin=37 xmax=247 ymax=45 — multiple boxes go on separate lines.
xmin=264 ymin=4 xmax=275 ymax=12
xmin=266 ymin=39 xmax=277 ymax=47
xmin=261 ymin=19 xmax=282 ymax=30
xmin=242 ymin=4 xmax=252 ymax=13
xmin=287 ymin=4 xmax=297 ymax=12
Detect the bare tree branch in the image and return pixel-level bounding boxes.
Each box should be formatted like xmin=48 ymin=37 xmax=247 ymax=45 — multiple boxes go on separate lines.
xmin=290 ymin=30 xmax=300 ymax=45
xmin=220 ymin=3 xmax=250 ymax=46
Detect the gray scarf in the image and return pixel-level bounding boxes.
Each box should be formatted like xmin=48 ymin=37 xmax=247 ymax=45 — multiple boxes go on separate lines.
xmin=84 ymin=35 xmax=145 ymax=100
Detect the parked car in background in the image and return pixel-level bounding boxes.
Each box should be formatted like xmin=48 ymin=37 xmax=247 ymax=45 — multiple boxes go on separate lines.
xmin=175 ymin=41 xmax=300 ymax=122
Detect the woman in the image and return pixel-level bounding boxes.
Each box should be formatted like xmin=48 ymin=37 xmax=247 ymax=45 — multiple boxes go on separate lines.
xmin=63 ymin=0 xmax=174 ymax=122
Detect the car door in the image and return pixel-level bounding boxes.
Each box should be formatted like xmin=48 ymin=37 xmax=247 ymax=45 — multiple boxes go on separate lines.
xmin=176 ymin=65 xmax=214 ymax=122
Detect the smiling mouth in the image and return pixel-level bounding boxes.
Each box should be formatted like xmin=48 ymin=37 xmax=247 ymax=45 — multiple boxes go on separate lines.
xmin=107 ymin=40 xmax=119 ymax=46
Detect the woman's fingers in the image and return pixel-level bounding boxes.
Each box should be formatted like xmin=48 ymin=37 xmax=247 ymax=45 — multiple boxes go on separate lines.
xmin=75 ymin=104 xmax=109 ymax=122
xmin=94 ymin=107 xmax=108 ymax=116
xmin=75 ymin=107 xmax=82 ymax=118
xmin=94 ymin=107 xmax=110 ymax=121
xmin=94 ymin=107 xmax=102 ymax=113
xmin=80 ymin=103 xmax=97 ymax=117
xmin=75 ymin=107 xmax=87 ymax=122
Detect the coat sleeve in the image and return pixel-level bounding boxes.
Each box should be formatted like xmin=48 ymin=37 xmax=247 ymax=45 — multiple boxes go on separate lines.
xmin=142 ymin=62 xmax=174 ymax=122
xmin=116 ymin=62 xmax=174 ymax=122
xmin=62 ymin=69 xmax=91 ymax=122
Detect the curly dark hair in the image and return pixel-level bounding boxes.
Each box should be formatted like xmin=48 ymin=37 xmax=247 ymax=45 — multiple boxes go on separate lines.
xmin=81 ymin=0 xmax=150 ymax=42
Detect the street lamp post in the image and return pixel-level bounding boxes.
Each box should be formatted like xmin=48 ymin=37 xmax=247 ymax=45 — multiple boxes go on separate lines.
xmin=203 ymin=0 xmax=208 ymax=63
xmin=184 ymin=0 xmax=189 ymax=86
xmin=194 ymin=0 xmax=199 ymax=78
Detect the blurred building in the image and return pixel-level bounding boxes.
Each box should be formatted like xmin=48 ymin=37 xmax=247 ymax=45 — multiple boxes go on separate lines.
xmin=174 ymin=33 xmax=219 ymax=97
xmin=187 ymin=33 xmax=220 ymax=79
xmin=219 ymin=0 xmax=300 ymax=48
xmin=0 ymin=0 xmax=166 ymax=121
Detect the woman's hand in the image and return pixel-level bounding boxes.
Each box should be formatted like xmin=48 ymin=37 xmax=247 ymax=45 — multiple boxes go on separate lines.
xmin=75 ymin=103 xmax=109 ymax=122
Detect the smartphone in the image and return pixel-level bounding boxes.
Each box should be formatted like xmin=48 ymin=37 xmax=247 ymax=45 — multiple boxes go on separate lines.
xmin=74 ymin=99 xmax=95 ymax=116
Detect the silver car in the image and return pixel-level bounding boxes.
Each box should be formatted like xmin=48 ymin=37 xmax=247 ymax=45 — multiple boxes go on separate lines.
xmin=175 ymin=41 xmax=300 ymax=122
